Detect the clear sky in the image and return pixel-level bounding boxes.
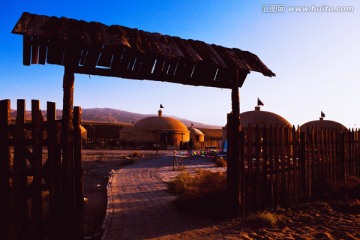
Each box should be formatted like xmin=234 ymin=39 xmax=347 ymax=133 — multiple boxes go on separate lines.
xmin=1 ymin=0 xmax=359 ymax=128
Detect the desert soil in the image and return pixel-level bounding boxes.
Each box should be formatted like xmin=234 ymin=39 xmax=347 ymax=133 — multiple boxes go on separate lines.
xmin=82 ymin=150 xmax=360 ymax=240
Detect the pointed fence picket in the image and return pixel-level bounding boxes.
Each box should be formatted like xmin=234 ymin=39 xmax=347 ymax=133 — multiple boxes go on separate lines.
xmin=0 ymin=99 xmax=83 ymax=240
xmin=230 ymin=124 xmax=360 ymax=214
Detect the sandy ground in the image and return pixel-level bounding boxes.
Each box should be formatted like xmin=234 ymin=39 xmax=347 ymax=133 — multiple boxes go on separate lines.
xmin=82 ymin=150 xmax=360 ymax=240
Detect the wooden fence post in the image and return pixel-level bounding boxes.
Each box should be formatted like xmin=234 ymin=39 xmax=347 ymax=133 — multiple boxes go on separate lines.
xmin=339 ymin=132 xmax=346 ymax=183
xmin=239 ymin=130 xmax=245 ymax=214
xmin=0 ymin=99 xmax=10 ymax=239
xmin=74 ymin=106 xmax=84 ymax=240
xmin=31 ymin=100 xmax=43 ymax=239
xmin=299 ymin=132 xmax=306 ymax=202
xmin=47 ymin=102 xmax=62 ymax=240
xmin=12 ymin=99 xmax=28 ymax=239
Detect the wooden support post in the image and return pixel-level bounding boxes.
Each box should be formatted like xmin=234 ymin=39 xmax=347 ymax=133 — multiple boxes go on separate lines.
xmin=61 ymin=67 xmax=75 ymax=239
xmin=227 ymin=70 xmax=246 ymax=216
xmin=0 ymin=99 xmax=10 ymax=239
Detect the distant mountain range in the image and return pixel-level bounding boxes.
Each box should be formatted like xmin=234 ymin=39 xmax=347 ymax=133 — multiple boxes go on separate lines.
xmin=10 ymin=108 xmax=221 ymax=129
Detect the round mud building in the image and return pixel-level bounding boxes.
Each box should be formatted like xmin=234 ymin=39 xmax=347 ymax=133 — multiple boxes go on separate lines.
xmin=300 ymin=116 xmax=347 ymax=132
xmin=120 ymin=109 xmax=190 ymax=148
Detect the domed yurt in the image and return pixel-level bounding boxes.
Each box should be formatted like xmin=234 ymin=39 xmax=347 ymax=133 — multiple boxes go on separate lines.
xmin=300 ymin=113 xmax=347 ymax=132
xmin=119 ymin=109 xmax=190 ymax=148
xmin=188 ymin=126 xmax=205 ymax=142
xmin=222 ymin=105 xmax=292 ymax=141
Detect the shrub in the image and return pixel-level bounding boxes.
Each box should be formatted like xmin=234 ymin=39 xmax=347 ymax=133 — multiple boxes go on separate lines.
xmin=331 ymin=199 xmax=360 ymax=214
xmin=167 ymin=169 xmax=228 ymax=218
xmin=167 ymin=171 xmax=194 ymax=194
xmin=245 ymin=211 xmax=278 ymax=228
xmin=333 ymin=176 xmax=360 ymax=200
xmin=131 ymin=151 xmax=141 ymax=157
xmin=215 ymin=157 xmax=227 ymax=167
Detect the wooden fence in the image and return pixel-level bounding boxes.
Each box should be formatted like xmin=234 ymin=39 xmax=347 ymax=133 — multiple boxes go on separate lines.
xmin=0 ymin=99 xmax=83 ymax=240
xmin=82 ymin=138 xmax=210 ymax=151
xmin=82 ymin=138 xmax=154 ymax=150
xmin=228 ymin=124 xmax=360 ymax=214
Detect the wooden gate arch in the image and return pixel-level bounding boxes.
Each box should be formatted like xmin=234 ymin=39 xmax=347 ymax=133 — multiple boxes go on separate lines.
xmin=10 ymin=11 xmax=275 ymax=235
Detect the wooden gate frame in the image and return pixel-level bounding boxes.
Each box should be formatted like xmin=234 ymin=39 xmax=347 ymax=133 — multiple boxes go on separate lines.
xmin=11 ymin=12 xmax=275 ymax=222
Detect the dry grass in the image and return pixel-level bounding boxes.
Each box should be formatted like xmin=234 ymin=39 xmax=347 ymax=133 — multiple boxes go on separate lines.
xmin=167 ymin=169 xmax=229 ymax=218
xmin=245 ymin=211 xmax=279 ymax=228
xmin=214 ymin=157 xmax=227 ymax=167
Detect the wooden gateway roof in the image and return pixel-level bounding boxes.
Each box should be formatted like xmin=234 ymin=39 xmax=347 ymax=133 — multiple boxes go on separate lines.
xmin=12 ymin=12 xmax=275 ymax=89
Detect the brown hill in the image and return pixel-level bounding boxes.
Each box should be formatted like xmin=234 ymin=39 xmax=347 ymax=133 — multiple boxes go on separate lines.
xmin=10 ymin=108 xmax=221 ymax=129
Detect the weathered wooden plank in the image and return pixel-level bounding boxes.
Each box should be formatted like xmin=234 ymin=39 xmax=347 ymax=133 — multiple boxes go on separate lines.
xmin=73 ymin=106 xmax=84 ymax=240
xmin=273 ymin=126 xmax=280 ymax=208
xmin=108 ymin=25 xmax=131 ymax=48
xmin=152 ymin=33 xmax=176 ymax=58
xmin=145 ymin=32 xmax=169 ymax=57
xmin=285 ymin=127 xmax=291 ymax=207
xmin=208 ymin=44 xmax=228 ymax=68
xmin=260 ymin=125 xmax=268 ymax=210
xmin=268 ymin=125 xmax=275 ymax=208
xmin=12 ymin=12 xmax=32 ymax=35
xmin=13 ymin=99 xmax=28 ymax=239
xmin=0 ymin=99 xmax=10 ymax=239
xmin=239 ymin=130 xmax=245 ymax=214
xmin=137 ymin=30 xmax=156 ymax=55
xmin=83 ymin=44 xmax=102 ymax=68
xmin=63 ymin=41 xmax=83 ymax=67
xmin=31 ymin=36 xmax=40 ymax=64
xmin=47 ymin=39 xmax=65 ymax=65
xmin=31 ymin=15 xmax=47 ymax=37
xmin=246 ymin=124 xmax=252 ymax=212
xmin=191 ymin=62 xmax=216 ymax=86
xmin=189 ymin=40 xmax=220 ymax=66
xmin=30 ymin=100 xmax=43 ymax=239
xmin=97 ymin=45 xmax=114 ymax=68
xmin=23 ymin=36 xmax=31 ymax=66
xmin=38 ymin=38 xmax=47 ymax=65
xmin=47 ymin=101 xmax=61 ymax=240
xmin=254 ymin=125 xmax=261 ymax=210
xmin=125 ymin=28 xmax=144 ymax=54
xmin=172 ymin=37 xmax=202 ymax=62
xmin=110 ymin=47 xmax=126 ymax=71
xmin=163 ymin=35 xmax=186 ymax=58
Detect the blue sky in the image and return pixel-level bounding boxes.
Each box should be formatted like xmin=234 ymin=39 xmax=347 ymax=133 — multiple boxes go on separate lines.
xmin=1 ymin=0 xmax=359 ymax=127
